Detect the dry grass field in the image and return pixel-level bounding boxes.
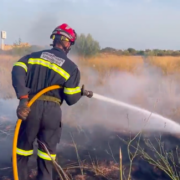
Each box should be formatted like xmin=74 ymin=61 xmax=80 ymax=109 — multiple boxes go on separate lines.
xmin=87 ymin=54 xmax=180 ymax=74
xmin=87 ymin=54 xmax=144 ymax=73
xmin=1 ymin=53 xmax=180 ymax=180
xmin=2 ymin=53 xmax=180 ymax=77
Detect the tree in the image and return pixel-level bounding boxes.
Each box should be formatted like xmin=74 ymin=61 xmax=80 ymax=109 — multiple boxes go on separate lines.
xmin=127 ymin=48 xmax=136 ymax=55
xmin=72 ymin=33 xmax=100 ymax=58
xmin=101 ymin=47 xmax=117 ymax=53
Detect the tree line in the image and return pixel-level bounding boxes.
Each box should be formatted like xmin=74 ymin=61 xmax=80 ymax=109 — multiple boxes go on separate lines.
xmin=100 ymin=47 xmax=180 ymax=57
xmin=1 ymin=34 xmax=180 ymax=57
xmin=72 ymin=34 xmax=180 ymax=57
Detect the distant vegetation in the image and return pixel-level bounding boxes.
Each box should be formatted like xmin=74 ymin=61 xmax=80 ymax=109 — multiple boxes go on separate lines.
xmin=100 ymin=47 xmax=180 ymax=57
xmin=1 ymin=34 xmax=180 ymax=57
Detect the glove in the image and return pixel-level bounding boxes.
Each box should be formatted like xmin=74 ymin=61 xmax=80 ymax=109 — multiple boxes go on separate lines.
xmin=81 ymin=85 xmax=93 ymax=98
xmin=17 ymin=97 xmax=30 ymax=120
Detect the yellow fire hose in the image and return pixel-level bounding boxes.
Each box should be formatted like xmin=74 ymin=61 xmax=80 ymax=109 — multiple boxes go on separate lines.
xmin=12 ymin=85 xmax=61 ymax=180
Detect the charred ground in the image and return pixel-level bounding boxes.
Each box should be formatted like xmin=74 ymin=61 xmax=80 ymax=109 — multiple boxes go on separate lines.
xmin=0 ymin=119 xmax=180 ymax=180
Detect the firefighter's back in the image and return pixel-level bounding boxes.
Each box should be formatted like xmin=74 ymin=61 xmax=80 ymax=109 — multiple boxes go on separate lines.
xmin=26 ymin=47 xmax=78 ymax=101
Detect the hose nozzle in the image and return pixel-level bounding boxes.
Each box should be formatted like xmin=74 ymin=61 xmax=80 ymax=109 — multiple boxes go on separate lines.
xmin=81 ymin=85 xmax=93 ymax=98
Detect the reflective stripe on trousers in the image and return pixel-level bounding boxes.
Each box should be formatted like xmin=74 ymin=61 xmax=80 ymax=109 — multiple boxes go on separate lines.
xmin=16 ymin=148 xmax=33 ymax=156
xmin=16 ymin=148 xmax=56 ymax=161
xmin=37 ymin=149 xmax=56 ymax=161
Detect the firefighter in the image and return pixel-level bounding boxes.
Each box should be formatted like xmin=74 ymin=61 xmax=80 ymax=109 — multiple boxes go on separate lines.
xmin=11 ymin=23 xmax=93 ymax=180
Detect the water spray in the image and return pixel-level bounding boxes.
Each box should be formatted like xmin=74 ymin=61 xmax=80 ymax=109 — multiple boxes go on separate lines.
xmin=92 ymin=93 xmax=180 ymax=133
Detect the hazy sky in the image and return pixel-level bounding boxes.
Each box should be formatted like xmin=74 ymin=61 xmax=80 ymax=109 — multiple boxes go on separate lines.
xmin=1 ymin=0 xmax=180 ymax=50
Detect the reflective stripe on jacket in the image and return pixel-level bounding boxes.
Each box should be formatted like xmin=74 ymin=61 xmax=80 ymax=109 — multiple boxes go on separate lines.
xmin=12 ymin=47 xmax=82 ymax=105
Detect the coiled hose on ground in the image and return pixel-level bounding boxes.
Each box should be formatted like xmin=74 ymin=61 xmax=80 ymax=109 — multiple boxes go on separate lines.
xmin=12 ymin=85 xmax=61 ymax=180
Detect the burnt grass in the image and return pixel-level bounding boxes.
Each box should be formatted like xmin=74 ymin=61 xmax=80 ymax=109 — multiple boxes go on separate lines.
xmin=0 ymin=122 xmax=180 ymax=180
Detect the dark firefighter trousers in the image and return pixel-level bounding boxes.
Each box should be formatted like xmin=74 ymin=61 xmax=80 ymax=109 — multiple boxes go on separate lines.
xmin=16 ymin=100 xmax=62 ymax=180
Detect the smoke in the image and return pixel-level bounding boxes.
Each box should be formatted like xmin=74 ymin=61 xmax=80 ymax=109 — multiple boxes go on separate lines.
xmin=28 ymin=13 xmax=59 ymax=46
xmin=1 ymin=54 xmax=180 ymax=134
xmin=61 ymin=55 xmax=180 ymax=133
xmin=0 ymin=99 xmax=17 ymax=165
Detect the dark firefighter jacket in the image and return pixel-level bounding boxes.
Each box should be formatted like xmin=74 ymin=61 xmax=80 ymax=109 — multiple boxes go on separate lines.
xmin=11 ymin=47 xmax=82 ymax=106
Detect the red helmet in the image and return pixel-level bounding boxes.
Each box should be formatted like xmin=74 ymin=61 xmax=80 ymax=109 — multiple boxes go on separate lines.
xmin=50 ymin=23 xmax=77 ymax=44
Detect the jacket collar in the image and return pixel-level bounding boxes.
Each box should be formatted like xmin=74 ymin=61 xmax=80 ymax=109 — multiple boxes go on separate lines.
xmin=52 ymin=47 xmax=65 ymax=53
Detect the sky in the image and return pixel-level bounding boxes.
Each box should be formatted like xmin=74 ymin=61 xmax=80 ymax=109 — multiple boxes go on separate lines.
xmin=1 ymin=0 xmax=180 ymax=50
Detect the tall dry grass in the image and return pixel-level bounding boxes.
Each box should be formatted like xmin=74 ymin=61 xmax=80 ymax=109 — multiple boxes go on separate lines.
xmin=3 ymin=53 xmax=180 ymax=76
xmin=0 ymin=55 xmax=19 ymax=98
xmin=86 ymin=54 xmax=180 ymax=75
xmin=147 ymin=56 xmax=180 ymax=74
xmin=87 ymin=54 xmax=144 ymax=73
